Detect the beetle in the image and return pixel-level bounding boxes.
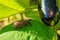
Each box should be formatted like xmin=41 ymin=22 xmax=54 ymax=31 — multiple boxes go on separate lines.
xmin=38 ymin=0 xmax=59 ymax=26
xmin=13 ymin=19 xmax=32 ymax=28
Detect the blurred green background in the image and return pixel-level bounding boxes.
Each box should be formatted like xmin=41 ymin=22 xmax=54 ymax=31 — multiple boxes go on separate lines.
xmin=0 ymin=0 xmax=60 ymax=40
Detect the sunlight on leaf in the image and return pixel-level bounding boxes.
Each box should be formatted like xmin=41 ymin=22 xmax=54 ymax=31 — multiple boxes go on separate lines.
xmin=0 ymin=0 xmax=25 ymax=12
xmin=15 ymin=0 xmax=30 ymax=8
xmin=0 ymin=31 xmax=44 ymax=40
xmin=57 ymin=30 xmax=60 ymax=35
xmin=0 ymin=4 xmax=18 ymax=19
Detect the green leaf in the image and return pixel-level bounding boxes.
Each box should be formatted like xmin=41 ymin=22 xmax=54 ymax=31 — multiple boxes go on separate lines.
xmin=0 ymin=31 xmax=44 ymax=40
xmin=0 ymin=10 xmax=54 ymax=40
xmin=15 ymin=0 xmax=30 ymax=8
xmin=0 ymin=4 xmax=19 ymax=19
xmin=25 ymin=8 xmax=40 ymax=21
xmin=0 ymin=20 xmax=54 ymax=40
xmin=57 ymin=30 xmax=60 ymax=35
xmin=0 ymin=0 xmax=25 ymax=11
xmin=0 ymin=0 xmax=32 ymax=19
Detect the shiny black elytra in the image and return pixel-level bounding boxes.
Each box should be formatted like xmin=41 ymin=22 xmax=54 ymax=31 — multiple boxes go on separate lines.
xmin=38 ymin=0 xmax=59 ymax=26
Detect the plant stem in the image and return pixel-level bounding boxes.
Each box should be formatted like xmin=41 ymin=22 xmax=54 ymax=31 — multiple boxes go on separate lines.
xmin=52 ymin=26 xmax=57 ymax=40
xmin=20 ymin=13 xmax=24 ymax=20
